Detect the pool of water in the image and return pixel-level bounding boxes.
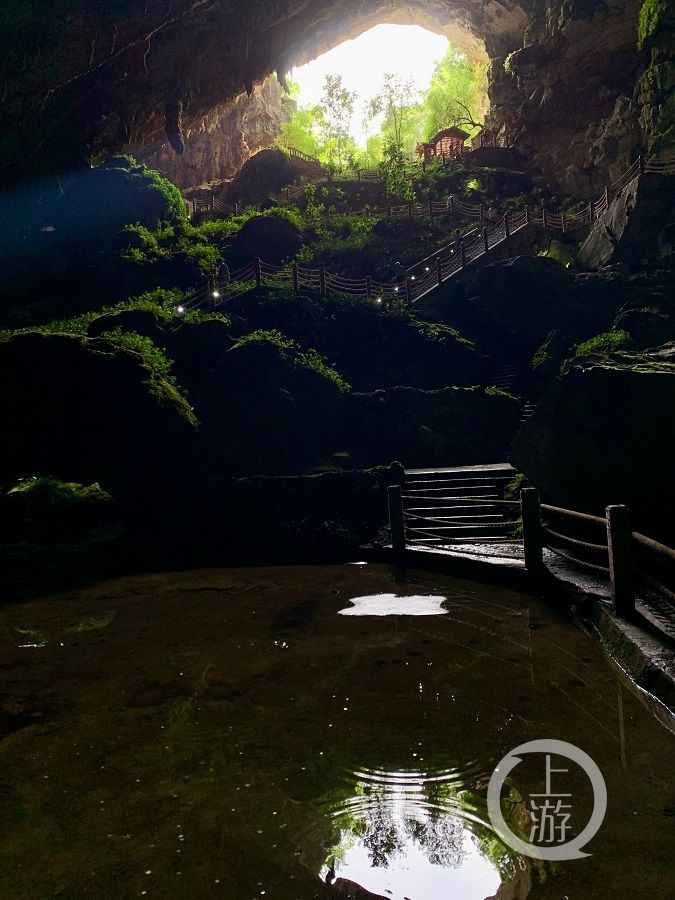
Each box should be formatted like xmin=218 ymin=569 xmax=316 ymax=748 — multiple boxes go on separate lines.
xmin=0 ymin=564 xmax=672 ymax=899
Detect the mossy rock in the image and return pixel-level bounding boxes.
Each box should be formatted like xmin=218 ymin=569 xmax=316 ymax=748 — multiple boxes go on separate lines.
xmin=232 ymin=214 xmax=304 ymax=265
xmin=0 ymin=332 xmax=198 ymax=499
xmin=86 ymin=309 xmax=167 ymax=341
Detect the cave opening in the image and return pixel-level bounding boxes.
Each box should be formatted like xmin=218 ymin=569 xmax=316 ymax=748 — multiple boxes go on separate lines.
xmin=283 ymin=23 xmax=489 ymax=166
xmin=141 ymin=11 xmax=495 ymax=190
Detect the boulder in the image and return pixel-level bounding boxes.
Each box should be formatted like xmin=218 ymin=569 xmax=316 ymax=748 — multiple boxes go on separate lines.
xmin=231 ymin=214 xmax=303 ymax=265
xmin=197 ymin=337 xmax=346 ymax=474
xmin=577 ymin=173 xmax=675 ymax=270
xmin=444 ymin=256 xmax=631 ymax=359
xmin=86 ymin=308 xmax=167 ymax=341
xmin=0 ymin=333 xmax=198 ymax=499
xmin=512 ymin=348 xmax=675 ymax=530
xmin=226 ymin=292 xmax=484 ymax=390
xmin=227 ymin=148 xmax=297 ymax=204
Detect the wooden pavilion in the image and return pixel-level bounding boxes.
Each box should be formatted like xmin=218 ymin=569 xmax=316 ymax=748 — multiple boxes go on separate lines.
xmin=416 ymin=126 xmax=469 ymax=162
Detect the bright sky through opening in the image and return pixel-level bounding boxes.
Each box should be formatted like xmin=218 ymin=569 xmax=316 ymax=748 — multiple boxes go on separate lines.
xmin=290 ymin=25 xmax=449 ymax=146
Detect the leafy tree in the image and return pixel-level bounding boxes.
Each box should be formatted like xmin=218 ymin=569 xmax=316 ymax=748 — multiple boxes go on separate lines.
xmin=379 ymin=137 xmax=414 ymax=200
xmin=319 ymin=74 xmax=357 ymax=169
xmin=422 ymin=45 xmax=488 ymax=139
xmin=365 ymin=74 xmax=419 ymax=152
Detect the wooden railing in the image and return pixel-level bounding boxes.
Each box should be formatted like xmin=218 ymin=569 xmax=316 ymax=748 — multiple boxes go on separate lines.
xmin=387 ymin=484 xmax=675 ymax=634
xmin=180 ymin=151 xmax=671 ymax=313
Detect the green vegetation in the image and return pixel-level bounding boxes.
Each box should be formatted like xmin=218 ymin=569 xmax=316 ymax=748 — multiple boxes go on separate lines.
xmin=232 ymin=329 xmax=351 ymax=391
xmin=574 ymin=330 xmax=632 ymax=356
xmin=637 ymin=0 xmax=667 ymax=48
xmin=278 ymin=42 xmax=488 ymax=173
xmin=0 ymin=289 xmax=230 ymax=340
xmin=8 ymin=476 xmax=112 ymax=505
xmin=124 ymin=222 xmax=222 ymax=276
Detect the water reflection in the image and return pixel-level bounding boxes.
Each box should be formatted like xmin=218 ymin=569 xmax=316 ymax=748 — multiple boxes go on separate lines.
xmin=339 ymin=593 xmax=448 ymax=616
xmin=317 ymin=765 xmax=518 ymax=899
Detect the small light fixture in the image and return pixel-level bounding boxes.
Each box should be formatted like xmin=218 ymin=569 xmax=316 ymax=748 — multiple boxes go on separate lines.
xmin=425 ymin=266 xmax=430 ymax=271
xmin=411 ymin=275 xmax=416 ymax=280
xmin=212 ymin=290 xmax=220 ymax=298
xmin=376 ymin=297 xmax=382 ymax=303
xmin=394 ymin=286 xmax=399 ymax=292
xmin=176 ymin=305 xmax=185 ymax=314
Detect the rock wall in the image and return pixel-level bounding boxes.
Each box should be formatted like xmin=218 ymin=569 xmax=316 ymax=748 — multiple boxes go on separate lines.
xmin=489 ymin=0 xmax=645 ymax=196
xmin=0 ymin=0 xmax=667 ymax=192
xmin=140 ymin=76 xmax=293 ymax=189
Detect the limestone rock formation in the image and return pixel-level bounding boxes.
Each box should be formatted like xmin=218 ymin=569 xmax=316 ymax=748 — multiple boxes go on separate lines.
xmin=578 ymin=173 xmax=675 ymax=269
xmin=140 ymin=76 xmax=293 ymax=189
xmin=512 ymin=347 xmax=675 ymax=529
xmin=0 ymin=333 xmax=197 ymax=498
xmin=0 ymin=0 xmax=659 ymax=194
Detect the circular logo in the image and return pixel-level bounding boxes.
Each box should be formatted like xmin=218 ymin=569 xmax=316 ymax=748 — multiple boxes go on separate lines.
xmin=487 ymin=739 xmax=607 ymax=860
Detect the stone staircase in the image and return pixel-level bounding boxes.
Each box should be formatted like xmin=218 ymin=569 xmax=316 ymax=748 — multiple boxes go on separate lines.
xmin=402 ymin=464 xmax=519 ymax=546
xmin=490 ymin=361 xmax=536 ymax=461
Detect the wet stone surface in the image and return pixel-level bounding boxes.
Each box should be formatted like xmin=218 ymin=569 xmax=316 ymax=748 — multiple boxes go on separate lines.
xmin=0 ymin=564 xmax=672 ymax=899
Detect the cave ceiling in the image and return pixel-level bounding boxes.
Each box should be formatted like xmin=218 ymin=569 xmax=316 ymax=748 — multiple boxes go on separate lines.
xmin=2 ymin=0 xmax=529 ymax=184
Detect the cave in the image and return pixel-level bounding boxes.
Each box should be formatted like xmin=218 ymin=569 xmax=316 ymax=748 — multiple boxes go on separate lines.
xmin=1 ymin=4 xmax=674 ymax=899
xmin=1 ymin=0 xmax=655 ymax=195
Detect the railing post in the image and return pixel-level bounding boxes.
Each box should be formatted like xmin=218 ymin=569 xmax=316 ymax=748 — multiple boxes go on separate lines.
xmin=357 ymin=169 xmax=362 ymax=182
xmin=542 ymin=206 xmax=548 ymax=230
xmin=460 ymin=239 xmax=466 ymax=268
xmin=428 ymin=199 xmax=434 ymax=218
xmin=589 ymin=201 xmax=594 ymax=223
xmin=319 ymin=267 xmax=326 ymax=296
xmin=504 ymin=213 xmax=511 ymax=238
xmin=638 ymin=154 xmax=645 ymax=175
xmin=606 ymin=505 xmax=635 ymax=617
xmin=449 ymin=195 xmax=455 ymax=216
xmin=388 ymin=485 xmax=406 ymax=555
xmin=525 ymin=205 xmax=531 ymax=225
xmin=480 ymin=204 xmax=485 ymax=223
xmin=436 ymin=256 xmax=443 ymax=286
xmin=292 ymin=262 xmax=299 ymax=293
xmin=521 ymin=488 xmax=543 ymax=572
xmin=483 ymin=227 xmax=489 ymax=254
xmin=255 ymin=258 xmax=262 ymax=288
xmin=561 ymin=211 xmax=566 ymax=234
xmin=405 ymin=277 xmax=413 ymax=303
xmin=366 ymin=276 xmax=373 ymax=300
xmin=604 ymin=185 xmax=610 ymax=208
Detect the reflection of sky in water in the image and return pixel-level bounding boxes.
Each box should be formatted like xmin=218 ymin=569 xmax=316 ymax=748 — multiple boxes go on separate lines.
xmin=329 ymin=830 xmax=499 ymax=900
xmin=318 ymin=767 xmax=504 ymax=900
xmin=339 ymin=593 xmax=447 ymax=616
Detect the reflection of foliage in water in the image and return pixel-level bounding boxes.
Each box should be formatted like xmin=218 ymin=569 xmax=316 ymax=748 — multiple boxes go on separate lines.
xmin=324 ymin=771 xmax=524 ymax=881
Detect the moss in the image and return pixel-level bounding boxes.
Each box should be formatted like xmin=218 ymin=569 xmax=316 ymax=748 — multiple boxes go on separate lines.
xmin=232 ymin=329 xmax=351 ymax=392
xmin=8 ymin=476 xmax=112 ymax=505
xmin=0 ymin=288 xmax=222 ymax=340
xmin=637 ymin=0 xmax=668 ymax=48
xmin=504 ymin=473 xmax=528 ymax=501
xmin=574 ymin=330 xmax=632 ymax=356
